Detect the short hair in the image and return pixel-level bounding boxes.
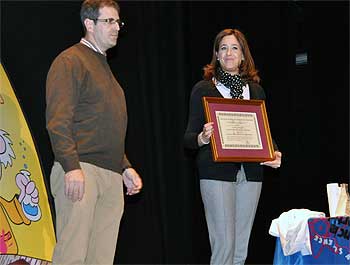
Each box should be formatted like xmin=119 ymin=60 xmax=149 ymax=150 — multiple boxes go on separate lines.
xmin=80 ymin=0 xmax=120 ymax=32
xmin=203 ymin=29 xmax=260 ymax=83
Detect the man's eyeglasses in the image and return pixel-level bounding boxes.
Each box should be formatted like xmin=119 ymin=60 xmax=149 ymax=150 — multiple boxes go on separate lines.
xmin=93 ymin=18 xmax=125 ymax=28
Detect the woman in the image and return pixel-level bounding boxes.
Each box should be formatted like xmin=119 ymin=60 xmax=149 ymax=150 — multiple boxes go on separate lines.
xmin=184 ymin=29 xmax=282 ymax=265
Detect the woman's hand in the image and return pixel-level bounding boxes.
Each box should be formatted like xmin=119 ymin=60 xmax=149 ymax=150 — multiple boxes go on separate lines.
xmin=260 ymin=151 xmax=282 ymax=169
xmin=198 ymin=122 xmax=214 ymax=146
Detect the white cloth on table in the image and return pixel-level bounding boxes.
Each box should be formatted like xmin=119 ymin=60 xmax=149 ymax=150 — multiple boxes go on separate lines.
xmin=269 ymin=209 xmax=325 ymax=256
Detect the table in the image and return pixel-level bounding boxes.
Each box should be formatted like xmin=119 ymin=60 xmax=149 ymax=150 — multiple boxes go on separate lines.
xmin=273 ymin=216 xmax=350 ymax=264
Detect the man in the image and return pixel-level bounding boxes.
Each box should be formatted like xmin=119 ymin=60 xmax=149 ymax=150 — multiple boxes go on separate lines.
xmin=46 ymin=0 xmax=142 ymax=264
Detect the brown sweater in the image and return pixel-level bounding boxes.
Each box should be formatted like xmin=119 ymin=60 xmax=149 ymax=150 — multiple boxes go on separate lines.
xmin=46 ymin=43 xmax=130 ymax=174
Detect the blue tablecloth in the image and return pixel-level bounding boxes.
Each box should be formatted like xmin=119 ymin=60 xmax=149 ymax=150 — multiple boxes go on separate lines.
xmin=273 ymin=216 xmax=350 ymax=265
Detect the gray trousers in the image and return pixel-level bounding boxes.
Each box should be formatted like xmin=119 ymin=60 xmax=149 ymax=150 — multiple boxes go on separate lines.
xmin=200 ymin=167 xmax=262 ymax=265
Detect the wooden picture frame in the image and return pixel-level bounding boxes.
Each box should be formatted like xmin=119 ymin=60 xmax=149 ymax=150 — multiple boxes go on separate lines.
xmin=202 ymin=97 xmax=275 ymax=162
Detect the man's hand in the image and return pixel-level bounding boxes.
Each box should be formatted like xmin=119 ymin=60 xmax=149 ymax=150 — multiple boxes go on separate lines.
xmin=122 ymin=168 xmax=142 ymax=195
xmin=260 ymin=151 xmax=282 ymax=169
xmin=65 ymin=169 xmax=85 ymax=202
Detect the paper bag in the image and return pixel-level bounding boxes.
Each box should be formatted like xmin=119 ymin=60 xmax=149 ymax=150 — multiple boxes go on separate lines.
xmin=327 ymin=183 xmax=340 ymax=217
xmin=335 ymin=183 xmax=350 ymax=216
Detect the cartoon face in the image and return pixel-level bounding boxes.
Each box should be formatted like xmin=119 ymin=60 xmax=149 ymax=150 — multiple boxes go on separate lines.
xmin=0 ymin=130 xmax=16 ymax=179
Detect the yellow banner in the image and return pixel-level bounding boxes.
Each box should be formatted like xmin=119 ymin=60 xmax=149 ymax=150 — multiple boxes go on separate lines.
xmin=0 ymin=63 xmax=55 ymax=263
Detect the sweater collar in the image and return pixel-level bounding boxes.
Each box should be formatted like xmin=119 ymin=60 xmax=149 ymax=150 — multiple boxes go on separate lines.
xmin=80 ymin=38 xmax=105 ymax=56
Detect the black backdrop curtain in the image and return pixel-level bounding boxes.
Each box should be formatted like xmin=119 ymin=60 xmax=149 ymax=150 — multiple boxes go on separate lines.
xmin=1 ymin=1 xmax=349 ymax=264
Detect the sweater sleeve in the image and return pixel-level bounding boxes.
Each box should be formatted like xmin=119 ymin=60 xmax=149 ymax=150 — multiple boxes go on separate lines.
xmin=121 ymin=154 xmax=132 ymax=171
xmin=46 ymin=55 xmax=81 ymax=173
xmin=184 ymin=82 xmax=207 ymax=150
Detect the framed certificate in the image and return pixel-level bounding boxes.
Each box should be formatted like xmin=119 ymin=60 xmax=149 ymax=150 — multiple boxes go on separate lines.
xmin=202 ymin=97 xmax=275 ymax=162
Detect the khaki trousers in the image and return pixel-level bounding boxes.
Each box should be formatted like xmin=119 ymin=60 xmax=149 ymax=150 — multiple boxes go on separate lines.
xmin=50 ymin=162 xmax=124 ymax=265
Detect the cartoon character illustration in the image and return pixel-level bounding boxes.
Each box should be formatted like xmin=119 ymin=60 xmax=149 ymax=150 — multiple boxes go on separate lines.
xmin=0 ymin=130 xmax=41 ymax=255
xmin=1 ymin=63 xmax=55 ymax=264
xmin=0 ymin=170 xmax=41 ymax=254
xmin=0 ymin=129 xmax=16 ymax=179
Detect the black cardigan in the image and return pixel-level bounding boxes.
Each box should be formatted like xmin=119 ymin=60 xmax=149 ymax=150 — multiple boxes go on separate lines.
xmin=184 ymin=79 xmax=276 ymax=182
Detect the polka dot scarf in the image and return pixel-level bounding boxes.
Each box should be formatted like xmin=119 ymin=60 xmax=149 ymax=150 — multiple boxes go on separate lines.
xmin=217 ymin=67 xmax=246 ymax=99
